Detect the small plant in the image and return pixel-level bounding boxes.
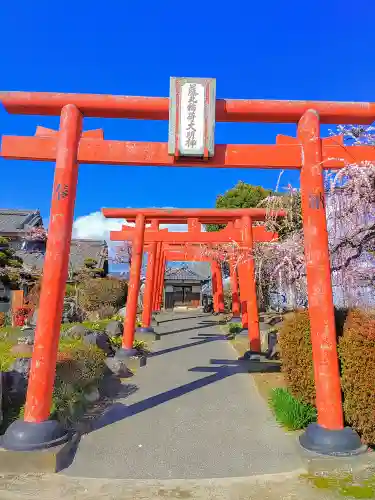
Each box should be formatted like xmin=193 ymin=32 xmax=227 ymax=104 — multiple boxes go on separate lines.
xmin=133 ymin=339 xmax=149 ymax=355
xmin=228 ymin=322 xmax=243 ymax=335
xmin=109 ymin=336 xmax=150 ymax=355
xmin=84 ymin=258 xmax=98 ymax=269
xmin=109 ymin=336 xmax=122 ymax=349
xmin=268 ymin=387 xmax=317 ymax=431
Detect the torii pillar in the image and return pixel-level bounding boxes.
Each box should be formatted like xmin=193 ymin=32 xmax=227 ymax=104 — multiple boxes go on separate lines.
xmin=229 ymin=256 xmax=241 ymax=322
xmin=211 ymin=260 xmax=224 ymax=314
xmin=137 ymin=220 xmax=159 ymax=333
xmin=117 ymin=213 xmax=145 ymax=357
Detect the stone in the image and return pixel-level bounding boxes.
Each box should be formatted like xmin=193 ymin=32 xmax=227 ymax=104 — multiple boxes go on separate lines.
xmin=104 ymin=357 xmax=131 ymax=378
xmin=61 ymin=298 xmax=83 ymax=323
xmin=84 ymin=387 xmax=100 ymax=403
xmin=6 ymin=358 xmax=31 ymax=396
xmin=83 ymin=332 xmax=115 ymax=357
xmin=17 ymin=332 xmax=35 ymax=346
xmin=105 ymin=320 xmax=123 ymax=338
xmin=9 ymin=358 xmax=31 ymax=378
xmin=64 ymin=324 xmax=87 ymax=339
xmin=10 ymin=344 xmax=34 ymax=357
xmin=117 ymin=307 xmax=126 ymax=318
xmin=268 ymin=316 xmax=282 ymax=326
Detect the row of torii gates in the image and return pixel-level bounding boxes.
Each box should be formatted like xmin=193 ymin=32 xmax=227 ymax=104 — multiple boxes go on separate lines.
xmin=104 ymin=207 xmax=282 ymax=355
xmin=1 ymin=79 xmax=375 ymax=457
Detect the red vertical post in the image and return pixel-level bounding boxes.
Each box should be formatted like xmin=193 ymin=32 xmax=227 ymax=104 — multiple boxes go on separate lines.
xmin=2 ymin=105 xmax=83 ymax=451
xmin=298 ymin=110 xmax=343 ymax=430
xmin=211 ymin=261 xmax=219 ymax=312
xmin=188 ymin=218 xmax=200 ymax=233
xmin=139 ymin=220 xmax=158 ymax=331
xmin=229 ymin=256 xmax=241 ymax=319
xmin=139 ymin=241 xmax=157 ymax=331
xmin=298 ymin=110 xmax=362 ymax=455
xmin=24 ymin=105 xmax=82 ymax=423
xmin=237 ymin=261 xmax=248 ymax=328
xmin=216 ymin=262 xmax=225 ymax=313
xmin=242 ymin=215 xmax=260 ymax=352
xmin=152 ymin=243 xmax=162 ymax=311
xmin=121 ymin=214 xmax=145 ymax=351
xmin=157 ymin=256 xmax=166 ymax=310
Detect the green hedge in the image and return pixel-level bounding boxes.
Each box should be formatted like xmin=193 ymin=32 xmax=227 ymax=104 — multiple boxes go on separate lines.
xmin=278 ymin=308 xmax=375 ymax=445
xmin=338 ymin=309 xmax=375 ymax=445
xmin=278 ymin=311 xmax=315 ymax=405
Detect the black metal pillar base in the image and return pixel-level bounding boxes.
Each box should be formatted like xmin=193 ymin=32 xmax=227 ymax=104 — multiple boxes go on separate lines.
xmin=242 ymin=350 xmax=261 ymax=361
xmin=115 ymin=347 xmax=138 ymax=358
xmin=300 ymin=423 xmax=366 ymax=456
xmin=1 ymin=419 xmax=69 ymax=451
xmin=136 ymin=326 xmax=155 ymax=334
xmin=230 ymin=316 xmax=242 ymax=324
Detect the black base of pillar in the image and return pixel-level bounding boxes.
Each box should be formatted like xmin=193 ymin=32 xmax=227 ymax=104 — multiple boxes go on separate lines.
xmin=300 ymin=423 xmax=366 ymax=456
xmin=1 ymin=419 xmax=69 ymax=451
xmin=230 ymin=316 xmax=242 ymax=324
xmin=242 ymin=350 xmax=261 ymax=361
xmin=136 ymin=327 xmax=155 ymax=334
xmin=115 ymin=347 xmax=138 ymax=359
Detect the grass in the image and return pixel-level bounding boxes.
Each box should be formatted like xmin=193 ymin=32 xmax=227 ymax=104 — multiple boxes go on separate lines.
xmin=268 ymin=387 xmax=317 ymax=431
xmin=303 ymin=472 xmax=375 ymax=499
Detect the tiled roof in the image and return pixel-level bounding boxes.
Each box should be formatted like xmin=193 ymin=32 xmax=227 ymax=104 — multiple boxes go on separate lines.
xmin=165 ymin=266 xmax=207 ymax=282
xmin=0 ymin=209 xmax=43 ymax=233
xmin=17 ymin=239 xmax=108 ymax=273
xmin=69 ymin=239 xmax=108 ymax=272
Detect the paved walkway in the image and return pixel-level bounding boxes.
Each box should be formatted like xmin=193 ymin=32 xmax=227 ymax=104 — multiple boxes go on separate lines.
xmin=64 ymin=313 xmax=304 ymax=480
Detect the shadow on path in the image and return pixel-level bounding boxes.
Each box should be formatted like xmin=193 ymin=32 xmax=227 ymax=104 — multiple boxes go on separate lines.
xmin=87 ymin=358 xmax=279 ymax=434
xmin=150 ymin=335 xmax=223 ymax=357
xmin=156 ymin=321 xmax=217 ymax=337
xmin=155 ymin=314 xmax=207 ymax=324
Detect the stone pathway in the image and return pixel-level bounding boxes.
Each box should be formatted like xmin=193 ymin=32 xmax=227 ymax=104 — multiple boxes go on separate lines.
xmin=64 ymin=313 xmax=304 ymax=480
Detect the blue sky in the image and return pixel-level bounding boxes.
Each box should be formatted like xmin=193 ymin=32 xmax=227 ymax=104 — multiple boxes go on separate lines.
xmin=1 ymin=0 xmax=374 ymax=240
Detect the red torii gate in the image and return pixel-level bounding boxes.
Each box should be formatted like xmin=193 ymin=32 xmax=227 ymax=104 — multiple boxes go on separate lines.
xmin=106 ymin=208 xmax=280 ymax=355
xmin=132 ymin=223 xmax=278 ymax=322
xmin=1 ymin=89 xmax=373 ymax=455
xmin=112 ymin=219 xmax=278 ymax=339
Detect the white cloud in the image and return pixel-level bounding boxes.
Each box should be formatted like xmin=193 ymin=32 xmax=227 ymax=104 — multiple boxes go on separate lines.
xmin=72 ymin=212 xmax=207 ymax=274
xmin=72 ymin=211 xmax=128 ymax=240
xmin=72 ymin=212 xmax=195 ymax=241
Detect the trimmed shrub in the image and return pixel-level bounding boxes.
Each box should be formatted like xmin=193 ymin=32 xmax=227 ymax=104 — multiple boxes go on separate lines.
xmin=338 ymin=309 xmax=375 ymax=445
xmin=228 ymin=323 xmax=243 ymax=334
xmin=78 ymin=277 xmax=127 ymax=312
xmin=269 ymin=388 xmax=317 ymax=430
xmin=278 ymin=310 xmax=315 ymax=405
